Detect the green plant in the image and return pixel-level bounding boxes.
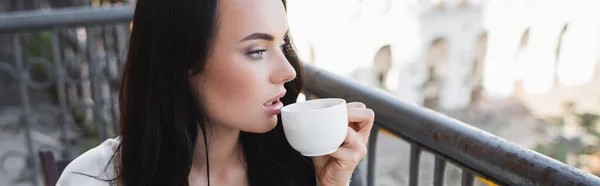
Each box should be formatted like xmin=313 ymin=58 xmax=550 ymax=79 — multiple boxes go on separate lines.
xmin=579 ymin=113 xmax=600 ymax=137
xmin=533 ymin=139 xmax=570 ymax=163
xmin=533 ymin=111 xmax=600 ymax=170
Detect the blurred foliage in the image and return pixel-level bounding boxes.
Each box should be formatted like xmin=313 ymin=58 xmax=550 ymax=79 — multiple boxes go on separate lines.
xmin=533 ymin=110 xmax=600 ymax=174
xmin=580 ymin=113 xmax=600 ymax=136
xmin=24 ymin=28 xmax=98 ymax=154
xmin=538 ymin=116 xmax=564 ymax=127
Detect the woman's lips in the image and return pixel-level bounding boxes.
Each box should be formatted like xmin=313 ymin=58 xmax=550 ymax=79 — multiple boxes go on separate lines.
xmin=264 ymin=90 xmax=286 ymax=114
xmin=264 ymin=99 xmax=283 ymax=114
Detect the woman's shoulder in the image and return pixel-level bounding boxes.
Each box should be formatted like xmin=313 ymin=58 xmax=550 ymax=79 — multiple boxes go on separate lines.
xmin=56 ymin=137 xmax=121 ymax=186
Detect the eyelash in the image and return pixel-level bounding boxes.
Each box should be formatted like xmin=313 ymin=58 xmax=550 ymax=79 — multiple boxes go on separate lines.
xmin=247 ymin=49 xmax=267 ymax=60
xmin=246 ymin=43 xmax=286 ymax=60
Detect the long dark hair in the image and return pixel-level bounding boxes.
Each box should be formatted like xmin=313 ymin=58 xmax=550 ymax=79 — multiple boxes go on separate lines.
xmin=115 ymin=0 xmax=315 ymax=185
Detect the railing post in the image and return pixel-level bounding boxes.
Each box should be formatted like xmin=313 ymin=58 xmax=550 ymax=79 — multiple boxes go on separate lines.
xmin=366 ymin=126 xmax=379 ymax=186
xmin=433 ymin=156 xmax=446 ymax=186
xmin=350 ymin=158 xmax=367 ymax=186
xmin=409 ymin=144 xmax=421 ymax=186
xmin=13 ymin=34 xmax=39 ymax=185
xmin=350 ymin=125 xmax=380 ymax=186
xmin=86 ymin=26 xmax=108 ymax=141
xmin=462 ymin=171 xmax=474 ymax=186
xmin=50 ymin=30 xmax=72 ymax=160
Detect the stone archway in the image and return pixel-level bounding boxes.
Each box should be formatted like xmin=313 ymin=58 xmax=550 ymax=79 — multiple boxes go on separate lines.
xmin=308 ymin=44 xmax=316 ymax=65
xmin=554 ymin=21 xmax=598 ymax=87
xmin=513 ymin=28 xmax=530 ymax=97
xmin=373 ymin=45 xmax=392 ymax=90
xmin=423 ymin=38 xmax=447 ymax=109
xmin=433 ymin=0 xmax=445 ymax=10
xmin=470 ymin=33 xmax=488 ymax=106
xmin=459 ymin=0 xmax=469 ymax=8
xmin=554 ymin=24 xmax=569 ymax=88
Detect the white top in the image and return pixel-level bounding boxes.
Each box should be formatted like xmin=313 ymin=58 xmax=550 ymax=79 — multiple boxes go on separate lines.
xmin=57 ymin=137 xmax=351 ymax=186
xmin=57 ymin=138 xmax=120 ymax=186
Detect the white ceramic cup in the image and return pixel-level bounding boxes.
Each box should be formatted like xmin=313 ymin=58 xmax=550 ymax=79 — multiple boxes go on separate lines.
xmin=281 ymin=98 xmax=348 ymax=157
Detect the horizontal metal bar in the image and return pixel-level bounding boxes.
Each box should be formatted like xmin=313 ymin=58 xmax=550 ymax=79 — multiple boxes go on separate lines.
xmin=0 ymin=5 xmax=134 ymax=33
xmin=302 ymin=63 xmax=600 ymax=186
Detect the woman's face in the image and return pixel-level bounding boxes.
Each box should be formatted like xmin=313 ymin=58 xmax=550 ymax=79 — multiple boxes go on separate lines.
xmin=192 ymin=0 xmax=296 ymax=133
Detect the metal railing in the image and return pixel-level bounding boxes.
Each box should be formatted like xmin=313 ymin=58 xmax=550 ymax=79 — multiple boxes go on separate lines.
xmin=302 ymin=64 xmax=600 ymax=186
xmin=1 ymin=5 xmax=600 ymax=186
xmin=0 ymin=5 xmax=132 ymax=186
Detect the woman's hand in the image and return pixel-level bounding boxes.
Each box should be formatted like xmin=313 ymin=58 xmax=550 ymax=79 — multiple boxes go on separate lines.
xmin=312 ymin=102 xmax=375 ymax=186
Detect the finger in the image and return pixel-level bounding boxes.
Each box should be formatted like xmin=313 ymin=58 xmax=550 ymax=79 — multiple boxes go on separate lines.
xmin=330 ymin=128 xmax=367 ymax=168
xmin=348 ymin=108 xmax=374 ymax=129
xmin=340 ymin=126 xmax=366 ymax=149
xmin=346 ymin=102 xmax=366 ymax=109
xmin=347 ymin=108 xmax=375 ymax=142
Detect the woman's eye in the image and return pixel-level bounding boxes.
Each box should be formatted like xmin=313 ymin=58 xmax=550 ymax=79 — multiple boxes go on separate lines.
xmin=246 ymin=49 xmax=267 ymax=60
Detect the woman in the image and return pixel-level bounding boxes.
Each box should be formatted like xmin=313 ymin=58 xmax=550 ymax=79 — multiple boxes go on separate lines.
xmin=57 ymin=0 xmax=374 ymax=185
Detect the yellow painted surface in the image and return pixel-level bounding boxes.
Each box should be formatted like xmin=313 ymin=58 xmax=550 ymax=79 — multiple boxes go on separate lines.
xmin=476 ymin=176 xmax=499 ymax=186
xmin=377 ymin=129 xmax=499 ymax=186
xmin=378 ymin=128 xmax=396 ymax=137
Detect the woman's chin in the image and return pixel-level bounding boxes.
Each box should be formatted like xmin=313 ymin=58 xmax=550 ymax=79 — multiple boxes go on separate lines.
xmin=244 ymin=117 xmax=278 ymax=133
xmin=260 ymin=117 xmax=278 ymax=132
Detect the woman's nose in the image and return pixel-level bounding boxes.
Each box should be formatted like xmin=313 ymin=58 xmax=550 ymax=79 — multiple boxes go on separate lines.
xmin=270 ymin=54 xmax=297 ymax=85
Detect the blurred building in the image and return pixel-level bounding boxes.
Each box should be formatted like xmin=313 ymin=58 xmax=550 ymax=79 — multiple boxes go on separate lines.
xmin=287 ymin=0 xmax=600 ymax=117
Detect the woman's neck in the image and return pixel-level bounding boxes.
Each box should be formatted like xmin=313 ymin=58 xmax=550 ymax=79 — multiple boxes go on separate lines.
xmin=190 ymin=123 xmax=246 ymax=183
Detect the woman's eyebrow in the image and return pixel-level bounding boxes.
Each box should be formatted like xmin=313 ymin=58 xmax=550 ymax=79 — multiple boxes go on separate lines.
xmin=240 ymin=30 xmax=289 ymax=42
xmin=241 ymin=33 xmax=274 ymax=42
